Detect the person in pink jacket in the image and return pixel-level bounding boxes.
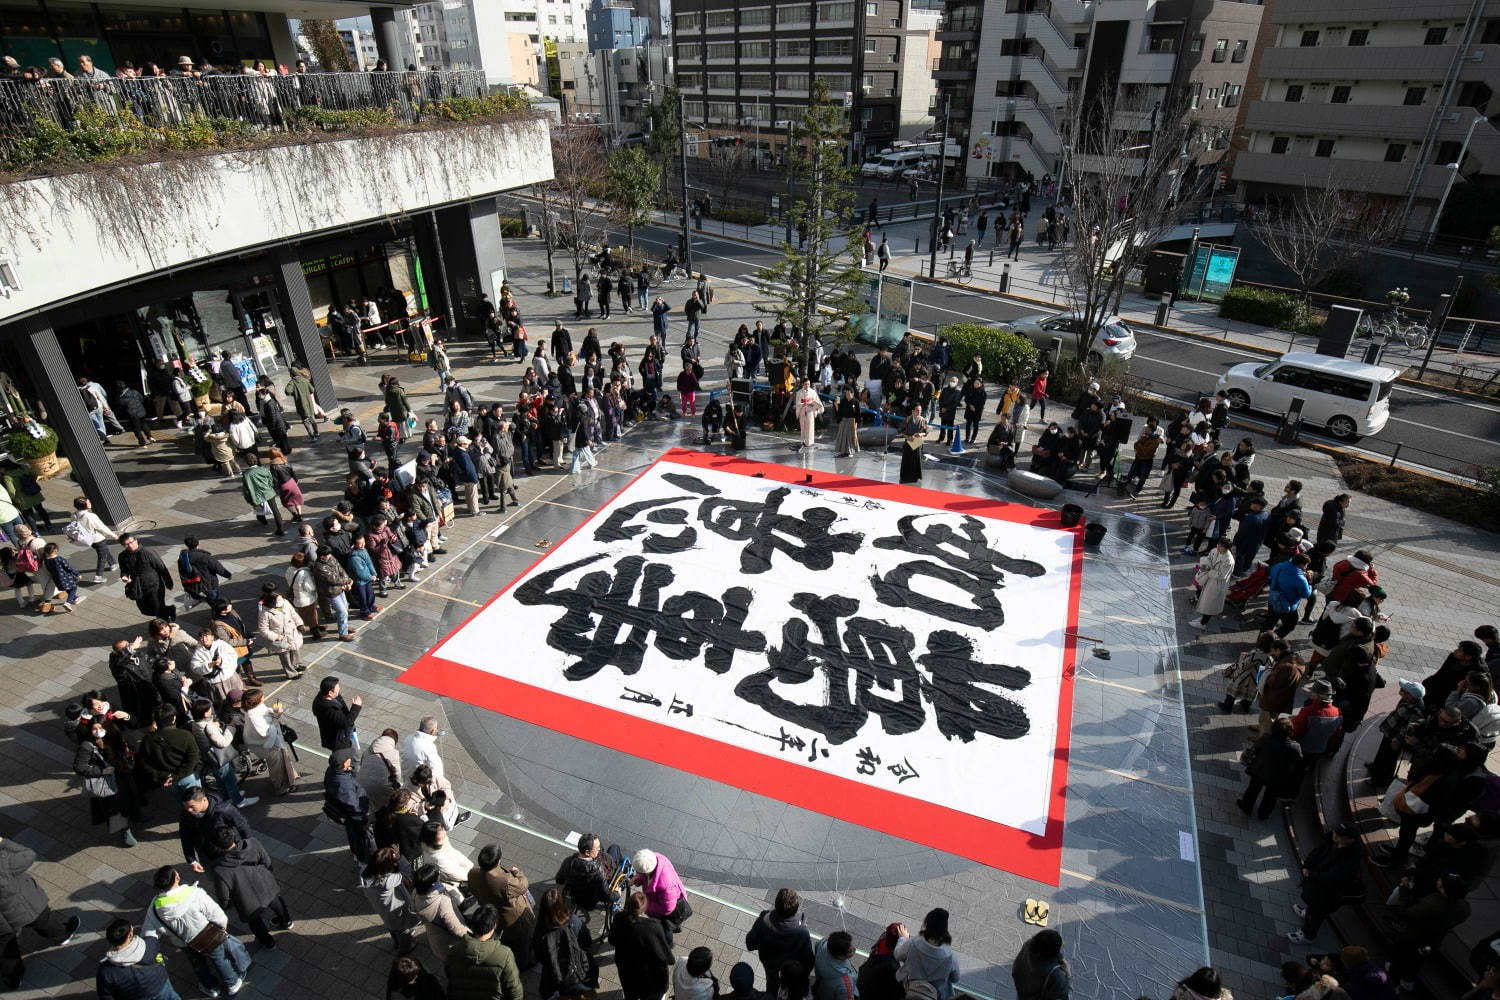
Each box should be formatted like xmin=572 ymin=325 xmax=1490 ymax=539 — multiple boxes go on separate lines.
xmin=632 ymin=848 xmax=690 ymax=940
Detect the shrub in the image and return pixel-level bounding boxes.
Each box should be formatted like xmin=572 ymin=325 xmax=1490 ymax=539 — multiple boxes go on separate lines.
xmin=290 ymin=106 xmax=398 ymax=130
xmin=938 ymin=323 xmax=1039 ymax=384
xmin=429 ymin=94 xmax=528 ymax=121
xmin=710 ymin=206 xmax=769 ymax=227
xmin=4 ymin=424 xmax=58 ymax=459
xmin=499 ymin=215 xmax=526 ymax=237
xmin=1220 ymin=286 xmax=1322 ymax=335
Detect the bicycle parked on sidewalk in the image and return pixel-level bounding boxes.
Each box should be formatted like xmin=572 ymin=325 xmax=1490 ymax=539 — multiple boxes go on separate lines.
xmin=1358 ymin=307 xmax=1431 ymax=350
xmin=944 ymin=259 xmax=972 ymax=284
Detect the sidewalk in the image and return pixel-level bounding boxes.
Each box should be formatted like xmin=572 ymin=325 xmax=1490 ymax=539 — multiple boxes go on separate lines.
xmin=648 ymin=201 xmax=1500 ymax=389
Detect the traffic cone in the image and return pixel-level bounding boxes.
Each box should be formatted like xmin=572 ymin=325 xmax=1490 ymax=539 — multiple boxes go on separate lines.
xmin=949 ymin=432 xmax=964 ymax=455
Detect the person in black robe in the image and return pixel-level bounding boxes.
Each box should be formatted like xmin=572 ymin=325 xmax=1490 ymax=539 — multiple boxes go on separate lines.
xmin=899 ymin=405 xmax=928 ymax=484
xmin=117 ymin=533 xmax=175 ymax=622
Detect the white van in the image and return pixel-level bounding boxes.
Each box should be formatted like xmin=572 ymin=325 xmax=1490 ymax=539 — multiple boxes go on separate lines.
xmin=875 ymin=150 xmax=928 ymax=178
xmin=1214 ymin=352 xmax=1399 ymax=441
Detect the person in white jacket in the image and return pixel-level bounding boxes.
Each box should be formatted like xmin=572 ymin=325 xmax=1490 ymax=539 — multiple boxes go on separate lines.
xmin=142 ymin=865 xmax=250 ymax=997
xmin=401 ymin=718 xmax=470 ymax=825
xmin=189 ymin=630 xmax=243 ymax=704
xmin=418 ymin=820 xmax=472 ymax=888
xmin=67 ymin=496 xmax=118 ymax=583
xmin=243 ymin=689 xmax=298 ymax=795
xmin=254 ymin=583 xmax=304 ymax=679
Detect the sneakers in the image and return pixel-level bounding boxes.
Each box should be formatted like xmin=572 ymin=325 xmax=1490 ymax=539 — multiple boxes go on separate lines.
xmin=1292 ymin=902 xmax=1307 ymax=919
xmin=1286 ymin=930 xmax=1309 ymax=943
xmin=91 ymin=573 xmax=105 ymax=584
xmin=122 ymin=829 xmax=138 ymax=848
xmin=456 ymin=810 xmax=472 ymax=826
xmin=59 ymin=915 xmax=81 ymax=947
xmin=237 ymin=796 xmax=260 ymax=808
xmin=204 ymin=990 xmax=222 ymax=998
xmin=226 ymin=977 xmax=244 ymax=996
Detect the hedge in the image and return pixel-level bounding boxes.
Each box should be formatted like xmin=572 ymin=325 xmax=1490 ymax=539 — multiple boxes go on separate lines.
xmin=1219 ymin=286 xmax=1322 ymax=336
xmin=937 ymin=323 xmax=1039 ymax=384
xmin=710 ymin=206 xmax=769 ymax=227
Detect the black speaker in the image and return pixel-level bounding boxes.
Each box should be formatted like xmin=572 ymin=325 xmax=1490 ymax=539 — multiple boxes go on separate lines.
xmin=730 ymin=378 xmax=751 ymax=405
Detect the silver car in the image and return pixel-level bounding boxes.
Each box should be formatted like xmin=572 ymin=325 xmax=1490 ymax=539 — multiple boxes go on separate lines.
xmin=1005 ymin=312 xmax=1138 ymax=368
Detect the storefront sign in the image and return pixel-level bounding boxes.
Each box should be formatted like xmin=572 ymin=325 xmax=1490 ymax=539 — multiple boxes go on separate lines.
xmin=401 ymin=451 xmax=1081 ymax=882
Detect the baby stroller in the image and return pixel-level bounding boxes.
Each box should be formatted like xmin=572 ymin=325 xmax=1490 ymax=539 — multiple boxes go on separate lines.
xmin=1226 ymin=563 xmax=1270 ymax=618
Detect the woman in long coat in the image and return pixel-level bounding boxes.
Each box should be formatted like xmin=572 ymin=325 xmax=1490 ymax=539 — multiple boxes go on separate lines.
xmin=364 ymin=515 xmax=404 ymax=595
xmin=794 ymin=380 xmax=824 ymax=450
xmin=898 ymin=405 xmax=928 ymax=484
xmin=1193 ymin=537 xmax=1236 ymax=631
xmin=833 ymin=388 xmax=860 ymax=458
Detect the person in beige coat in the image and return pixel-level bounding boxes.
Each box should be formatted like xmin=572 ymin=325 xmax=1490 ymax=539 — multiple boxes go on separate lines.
xmin=410 ymin=862 xmax=469 ymax=963
xmin=254 ymin=584 xmax=304 ymax=678
xmin=357 ymin=729 xmax=403 ymax=811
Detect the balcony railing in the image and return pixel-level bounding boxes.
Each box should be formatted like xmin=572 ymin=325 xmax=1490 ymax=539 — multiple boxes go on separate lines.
xmin=0 ymin=70 xmax=488 ymax=162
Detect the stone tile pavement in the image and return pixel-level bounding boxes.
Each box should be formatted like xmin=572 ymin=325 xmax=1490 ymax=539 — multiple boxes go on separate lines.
xmin=0 ymin=234 xmax=1495 ymax=999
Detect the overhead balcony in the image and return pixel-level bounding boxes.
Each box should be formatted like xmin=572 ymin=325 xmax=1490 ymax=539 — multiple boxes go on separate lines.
xmin=1231 ymin=152 xmax=1451 ymax=199
xmin=0 ymin=72 xmax=552 ymax=323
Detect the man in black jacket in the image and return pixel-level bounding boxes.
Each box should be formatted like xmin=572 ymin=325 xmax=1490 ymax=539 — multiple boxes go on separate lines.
xmin=0 ymin=837 xmax=80 ymax=989
xmin=208 ymin=827 xmax=290 ymax=948
xmin=324 ymin=749 xmax=374 ymax=869
xmin=1288 ymin=821 xmax=1364 ymax=943
xmin=552 ymin=321 xmax=573 ymax=363
xmin=179 ymin=789 xmax=252 ymax=874
xmin=138 ymin=703 xmax=201 ymax=804
xmin=96 ymin=919 xmax=176 ymax=999
xmin=745 ymin=888 xmax=814 ymax=996
xmin=312 ymin=676 xmax=361 ymax=751
xmin=178 ymin=536 xmax=231 ymax=606
xmin=555 ymin=833 xmax=616 ymax=927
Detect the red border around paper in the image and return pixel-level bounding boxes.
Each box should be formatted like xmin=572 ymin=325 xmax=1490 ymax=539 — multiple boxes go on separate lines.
xmin=399 ymin=448 xmax=1082 ymax=885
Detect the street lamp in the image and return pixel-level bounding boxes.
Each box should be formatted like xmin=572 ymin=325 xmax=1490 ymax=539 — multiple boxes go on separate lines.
xmin=1428 ymin=115 xmax=1487 ymax=236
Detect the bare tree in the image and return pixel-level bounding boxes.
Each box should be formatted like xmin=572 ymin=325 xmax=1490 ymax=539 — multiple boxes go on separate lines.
xmin=301 ymin=20 xmax=354 ymax=72
xmin=1056 ymin=89 xmax=1209 ymax=365
xmin=1245 ymin=182 xmax=1400 ymax=301
xmin=703 ymin=140 xmax=745 ymax=208
xmin=547 ymin=123 xmax=608 ymax=283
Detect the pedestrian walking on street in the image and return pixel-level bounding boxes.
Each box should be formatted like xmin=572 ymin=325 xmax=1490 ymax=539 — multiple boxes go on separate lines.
xmin=284 ymin=367 xmax=325 ymax=441
xmin=118 ymin=533 xmax=176 ymax=622
xmin=68 ymin=496 xmax=118 ymax=583
xmin=142 ymin=865 xmax=249 ymax=998
xmin=207 ymin=827 xmax=292 ymax=949
xmin=1237 ymin=716 xmax=1304 ymax=819
xmin=97 ymin=919 xmax=182 ymax=1000
xmin=0 ymin=835 xmax=81 ymax=990
xmin=312 ymin=547 xmax=356 ymax=641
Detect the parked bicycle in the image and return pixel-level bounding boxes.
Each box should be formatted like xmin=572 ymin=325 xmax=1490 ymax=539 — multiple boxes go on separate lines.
xmin=642 ymin=263 xmax=691 ymax=287
xmin=945 ymin=259 xmax=973 ymax=284
xmin=1358 ymin=307 xmax=1431 ymax=350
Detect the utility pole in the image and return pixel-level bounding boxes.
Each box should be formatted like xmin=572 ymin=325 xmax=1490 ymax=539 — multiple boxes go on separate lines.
xmin=1417 ymin=276 xmax=1463 ymax=378
xmin=926 ymin=93 xmax=950 ymax=280
xmin=678 ymin=90 xmax=693 ymax=275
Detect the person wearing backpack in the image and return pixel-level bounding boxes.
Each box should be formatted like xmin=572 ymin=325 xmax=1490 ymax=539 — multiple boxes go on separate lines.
xmin=67 ymin=496 xmax=117 ymax=584
xmin=1011 ymin=929 xmax=1069 ymax=1000
xmin=7 ymin=523 xmax=45 ymax=608
xmin=178 ymin=537 xmax=230 ymax=607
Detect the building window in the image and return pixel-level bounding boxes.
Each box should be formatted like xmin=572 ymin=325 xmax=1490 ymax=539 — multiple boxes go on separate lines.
xmin=816 ymin=73 xmax=851 ymax=92
xmin=739 ymin=7 xmax=771 ymax=27
xmin=821 ymin=2 xmax=857 ymax=22
xmin=708 ymin=73 xmax=735 ymax=89
xmin=1348 ymin=28 xmax=1368 ymax=46
xmin=1189 ymin=81 xmax=1202 ymax=109
xmin=1285 ymin=84 xmax=1303 ymax=103
xmin=777 ymin=73 xmax=810 ymax=90
xmin=1315 ymin=138 xmax=1335 ymax=157
xmin=778 ymin=5 xmax=811 ymax=24
xmin=684 ymin=100 xmax=705 ymax=119
xmin=999 ymin=38 xmax=1030 ymax=56
xmin=1189 ymin=34 xmax=1204 ymax=53
xmin=1331 ymin=85 xmax=1351 ymax=104
xmin=1403 ymin=86 xmax=1425 ymax=106
xmin=866 ymin=1 xmax=878 ymax=14
xmin=865 ymin=38 xmax=877 ymax=53
xmin=1074 ymin=33 xmax=1089 ymax=49
xmin=707 ymin=42 xmax=734 ymax=60
xmin=741 ymin=41 xmax=771 ymax=59
xmin=1433 ymin=139 xmax=1462 ymax=164
xmin=678 ymin=44 xmax=703 ymax=62
xmin=1270 ymin=136 xmax=1290 ymax=154
xmin=676 ymin=11 xmax=700 ymax=31
xmin=816 ymin=39 xmax=853 ymax=57
xmin=1224 ymin=84 xmax=1241 ymax=107
xmin=677 ymin=73 xmax=703 ymax=88
xmin=706 ymin=101 xmax=736 ymax=119
xmin=1232 ymin=39 xmax=1247 ymax=62
xmin=1384 ymin=143 xmax=1406 ymax=163
xmin=1424 ymin=26 xmax=1448 ymax=46
xmin=777 ymin=39 xmax=811 ymax=58
xmin=741 ymin=73 xmax=771 ymax=90
xmin=1211 ymin=38 xmax=1228 ymax=61
xmin=706 ymin=11 xmax=735 ymax=28
xmin=1299 ymin=29 xmax=1319 ymax=47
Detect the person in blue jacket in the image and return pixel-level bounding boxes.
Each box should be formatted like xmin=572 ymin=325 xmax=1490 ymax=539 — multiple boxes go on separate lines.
xmin=1265 ymin=552 xmax=1313 ymax=638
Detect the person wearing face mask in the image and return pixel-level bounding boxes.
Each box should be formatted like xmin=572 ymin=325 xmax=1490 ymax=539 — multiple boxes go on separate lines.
xmin=74 ymin=716 xmax=138 ymax=846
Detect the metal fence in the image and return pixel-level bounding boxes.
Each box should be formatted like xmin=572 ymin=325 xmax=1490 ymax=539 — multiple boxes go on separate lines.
xmin=0 ymin=70 xmax=488 ymax=160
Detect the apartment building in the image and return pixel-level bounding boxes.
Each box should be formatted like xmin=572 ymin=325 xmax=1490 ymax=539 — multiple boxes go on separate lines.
xmin=938 ymin=0 xmax=1261 ymax=185
xmin=559 ymin=35 xmax=673 ymax=140
xmin=1233 ymin=0 xmax=1499 ymax=232
xmin=672 ymin=0 xmax=942 ymax=167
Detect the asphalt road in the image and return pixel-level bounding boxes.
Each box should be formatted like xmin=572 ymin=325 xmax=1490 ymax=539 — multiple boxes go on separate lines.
xmin=617 ymin=222 xmax=1500 ymax=475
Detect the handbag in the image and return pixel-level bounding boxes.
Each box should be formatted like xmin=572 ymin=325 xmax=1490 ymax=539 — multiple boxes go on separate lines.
xmin=154 ymin=898 xmax=228 ymax=955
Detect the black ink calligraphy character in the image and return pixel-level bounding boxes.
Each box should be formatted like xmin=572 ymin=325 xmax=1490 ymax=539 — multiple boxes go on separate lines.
xmin=669 ymin=696 xmax=694 ymax=717
xmin=515 ymin=553 xmax=765 ymax=681
xmin=735 ymin=593 xmax=925 ymax=745
xmin=871 ymin=515 xmax=1047 ymax=629
xmin=699 ymin=486 xmax=864 ymax=574
xmin=775 ymin=728 xmax=806 ymax=754
xmin=917 ymin=629 xmax=1032 ymax=742
xmin=855 ymin=746 xmax=881 ymax=775
xmin=886 ymin=758 xmax=920 ymax=783
xmin=807 ymin=737 xmax=828 ymax=762
xmin=621 ymin=687 xmax=662 ymax=706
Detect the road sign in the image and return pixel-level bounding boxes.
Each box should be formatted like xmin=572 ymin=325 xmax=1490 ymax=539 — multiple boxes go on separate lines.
xmin=843 ymin=91 xmax=853 ymax=108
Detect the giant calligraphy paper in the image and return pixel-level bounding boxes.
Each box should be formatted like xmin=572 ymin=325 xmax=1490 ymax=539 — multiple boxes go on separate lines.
xmin=400 ymin=450 xmax=1082 ymax=883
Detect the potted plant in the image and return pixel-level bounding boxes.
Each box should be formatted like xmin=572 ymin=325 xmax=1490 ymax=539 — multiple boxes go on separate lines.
xmin=1385 ymin=287 xmax=1411 ymax=309
xmin=189 ymin=375 xmax=214 ymax=409
xmin=4 ymin=421 xmax=60 ymax=478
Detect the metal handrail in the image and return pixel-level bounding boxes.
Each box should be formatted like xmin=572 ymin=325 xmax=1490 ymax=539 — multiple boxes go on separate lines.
xmin=0 ymin=70 xmax=489 ymax=159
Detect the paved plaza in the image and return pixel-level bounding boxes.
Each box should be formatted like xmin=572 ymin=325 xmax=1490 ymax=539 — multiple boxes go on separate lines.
xmin=1 ymin=235 xmax=1497 ymax=1000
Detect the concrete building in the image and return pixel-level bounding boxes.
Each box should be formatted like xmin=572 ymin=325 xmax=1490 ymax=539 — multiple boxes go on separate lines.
xmin=587 ymin=0 xmax=654 ymax=51
xmin=0 ymin=0 xmax=551 ymax=525
xmin=560 ymin=37 xmax=673 ymax=140
xmin=339 ymin=25 xmax=382 ymax=68
xmin=937 ymin=0 xmax=1263 ymax=185
xmin=673 ymin=0 xmax=943 ymax=168
xmin=1232 ymin=0 xmax=1500 ymax=233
